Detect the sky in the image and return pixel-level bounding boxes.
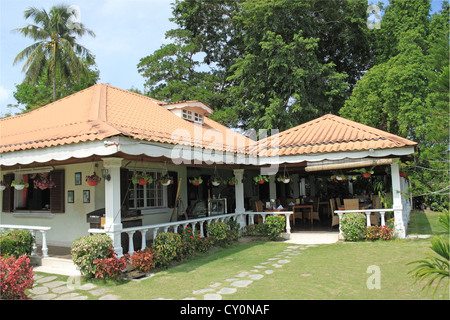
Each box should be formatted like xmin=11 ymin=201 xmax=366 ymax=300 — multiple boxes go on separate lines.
xmin=0 ymin=0 xmax=446 ymax=117
xmin=0 ymin=0 xmax=176 ymax=116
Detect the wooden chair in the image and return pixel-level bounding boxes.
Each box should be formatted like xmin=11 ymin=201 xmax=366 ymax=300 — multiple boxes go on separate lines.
xmin=330 ymin=198 xmax=339 ymax=228
xmin=255 ymin=200 xmax=263 ymax=224
xmin=312 ymin=197 xmax=320 ymax=222
xmin=335 ymin=197 xmax=342 ymax=208
xmin=370 ymin=195 xmax=381 ymax=226
xmin=344 ymin=198 xmax=359 ymax=210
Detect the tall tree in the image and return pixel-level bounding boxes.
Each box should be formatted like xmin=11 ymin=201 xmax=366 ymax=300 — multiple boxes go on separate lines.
xmin=13 ymin=4 xmax=95 ymax=101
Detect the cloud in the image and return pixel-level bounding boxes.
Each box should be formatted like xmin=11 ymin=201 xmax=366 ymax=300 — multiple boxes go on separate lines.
xmin=0 ymin=86 xmax=11 ymax=105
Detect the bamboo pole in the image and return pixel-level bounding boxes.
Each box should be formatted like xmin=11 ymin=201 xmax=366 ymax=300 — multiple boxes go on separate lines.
xmin=305 ymin=158 xmax=393 ymax=172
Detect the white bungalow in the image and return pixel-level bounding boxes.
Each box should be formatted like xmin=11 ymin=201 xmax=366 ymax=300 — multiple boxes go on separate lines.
xmin=0 ymin=84 xmax=417 ymax=257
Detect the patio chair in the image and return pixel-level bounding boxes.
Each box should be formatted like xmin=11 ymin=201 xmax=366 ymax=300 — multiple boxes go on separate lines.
xmin=343 ymin=198 xmax=359 ymax=210
xmin=330 ymin=198 xmax=339 ymax=227
xmin=255 ymin=200 xmax=264 ymax=224
xmin=335 ymin=197 xmax=342 ymax=208
xmin=312 ymin=197 xmax=320 ymax=222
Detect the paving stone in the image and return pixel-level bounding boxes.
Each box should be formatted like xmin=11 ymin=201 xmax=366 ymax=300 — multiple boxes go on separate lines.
xmin=36 ymin=276 xmax=57 ymax=283
xmin=204 ymin=293 xmax=222 ymax=300
xmin=99 ymin=294 xmax=119 ymax=300
xmin=54 ymin=292 xmax=83 ymax=300
xmin=30 ymin=286 xmax=49 ymax=295
xmin=78 ymin=283 xmax=97 ymax=290
xmin=268 ymin=258 xmax=278 ymax=261
xmin=182 ymin=297 xmax=197 ymax=300
xmin=210 ymin=282 xmax=222 ymax=288
xmin=249 ymin=274 xmax=264 ymax=280
xmin=236 ymin=271 xmax=248 ymax=277
xmin=52 ymin=286 xmax=75 ymax=294
xmin=253 ymin=265 xmax=266 ymax=268
xmin=217 ymin=287 xmax=237 ymax=295
xmin=32 ymin=293 xmax=57 ymax=300
xmin=230 ymin=280 xmax=253 ymax=287
xmin=265 ymin=269 xmax=274 ymax=274
xmin=272 ymin=264 xmax=283 ymax=268
xmin=90 ymin=288 xmax=109 ymax=296
xmin=33 ymin=275 xmax=44 ymax=280
xmin=287 ymin=246 xmax=300 ymax=249
xmin=278 ymin=259 xmax=291 ymax=264
xmin=44 ymin=280 xmax=66 ymax=288
xmin=193 ymin=288 xmax=214 ymax=295
xmin=225 ymin=278 xmax=238 ymax=282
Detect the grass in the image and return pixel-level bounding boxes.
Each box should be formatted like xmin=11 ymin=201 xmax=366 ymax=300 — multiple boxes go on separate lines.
xmin=31 ymin=209 xmax=448 ymax=300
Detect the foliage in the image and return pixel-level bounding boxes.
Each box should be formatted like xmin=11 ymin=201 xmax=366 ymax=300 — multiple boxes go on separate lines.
xmin=13 ymin=4 xmax=96 ymax=102
xmin=71 ymin=234 xmax=113 ymax=278
xmin=365 ymin=225 xmax=394 ymax=241
xmin=253 ymin=175 xmax=269 ymax=184
xmin=407 ymin=209 xmax=449 ymax=299
xmin=0 ymin=229 xmax=34 ymax=258
xmin=340 ymin=213 xmax=366 ymax=241
xmin=207 ymin=221 xmax=228 ymax=246
xmin=243 ymin=224 xmax=267 ymax=237
xmin=0 ymin=255 xmax=34 ymax=300
xmin=264 ymin=215 xmax=286 ymax=240
xmin=179 ymin=226 xmax=200 ymax=257
xmin=152 ymin=232 xmax=183 ymax=268
xmin=93 ymin=249 xmax=128 ymax=280
xmin=128 ymin=247 xmax=156 ymax=273
xmin=226 ymin=218 xmax=240 ymax=242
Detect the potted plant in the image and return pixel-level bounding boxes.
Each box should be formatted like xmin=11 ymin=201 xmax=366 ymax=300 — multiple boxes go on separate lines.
xmin=33 ymin=175 xmax=55 ymax=190
xmin=158 ymin=174 xmax=173 ymax=186
xmin=132 ymin=173 xmax=152 ymax=185
xmin=226 ymin=177 xmax=237 ymax=186
xmin=211 ymin=177 xmax=222 ymax=187
xmin=86 ymin=172 xmax=102 ymax=186
xmin=11 ymin=180 xmax=29 ymax=190
xmin=353 ymin=167 xmax=374 ymax=178
xmin=189 ymin=177 xmax=203 ymax=186
xmin=253 ymin=174 xmax=269 ymax=184
xmin=277 ymin=175 xmax=290 ymax=183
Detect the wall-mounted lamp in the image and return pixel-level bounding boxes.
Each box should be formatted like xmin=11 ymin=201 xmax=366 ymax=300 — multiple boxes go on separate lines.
xmin=102 ymin=169 xmax=111 ymax=181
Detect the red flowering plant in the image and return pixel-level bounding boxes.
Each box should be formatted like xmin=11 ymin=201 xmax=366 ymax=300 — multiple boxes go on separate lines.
xmin=129 ymin=247 xmax=156 ymax=273
xmin=93 ymin=248 xmax=128 ymax=280
xmin=0 ymin=254 xmax=34 ymax=300
xmin=179 ymin=226 xmax=201 ymax=257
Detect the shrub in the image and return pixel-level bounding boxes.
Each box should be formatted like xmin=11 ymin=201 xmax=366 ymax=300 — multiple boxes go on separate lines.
xmin=226 ymin=219 xmax=240 ymax=241
xmin=365 ymin=225 xmax=394 ymax=241
xmin=195 ymin=237 xmax=213 ymax=253
xmin=207 ymin=221 xmax=228 ymax=246
xmin=243 ymin=224 xmax=267 ymax=236
xmin=129 ymin=247 xmax=156 ymax=273
xmin=94 ymin=248 xmax=128 ymax=280
xmin=179 ymin=226 xmax=199 ymax=257
xmin=0 ymin=229 xmax=34 ymax=257
xmin=71 ymin=234 xmax=113 ymax=278
xmin=152 ymin=232 xmax=182 ymax=267
xmin=340 ymin=213 xmax=366 ymax=241
xmin=0 ymin=255 xmax=34 ymax=300
xmin=265 ymin=215 xmax=286 ymax=240
xmin=365 ymin=226 xmax=380 ymax=241
xmin=378 ymin=225 xmax=394 ymax=240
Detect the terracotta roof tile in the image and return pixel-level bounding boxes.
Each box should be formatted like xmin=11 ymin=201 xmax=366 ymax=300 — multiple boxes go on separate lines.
xmin=0 ymin=84 xmax=252 ymax=154
xmin=256 ymin=114 xmax=417 ymax=157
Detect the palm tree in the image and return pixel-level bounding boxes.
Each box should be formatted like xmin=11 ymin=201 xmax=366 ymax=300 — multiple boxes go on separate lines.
xmin=13 ymin=4 xmax=95 ymax=101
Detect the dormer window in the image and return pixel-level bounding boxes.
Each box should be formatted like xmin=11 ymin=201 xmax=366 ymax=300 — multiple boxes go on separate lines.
xmin=182 ymin=109 xmax=204 ymax=124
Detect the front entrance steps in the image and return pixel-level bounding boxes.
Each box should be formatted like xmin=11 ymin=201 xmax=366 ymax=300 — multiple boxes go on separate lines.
xmin=31 ymin=256 xmax=81 ymax=276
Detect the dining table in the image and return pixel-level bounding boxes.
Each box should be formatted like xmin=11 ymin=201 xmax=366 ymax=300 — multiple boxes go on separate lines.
xmin=290 ymin=204 xmax=313 ymax=225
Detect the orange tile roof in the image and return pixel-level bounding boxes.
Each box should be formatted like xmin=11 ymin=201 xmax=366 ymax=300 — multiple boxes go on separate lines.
xmin=0 ymin=84 xmax=251 ymax=154
xmin=255 ymin=114 xmax=417 ymax=157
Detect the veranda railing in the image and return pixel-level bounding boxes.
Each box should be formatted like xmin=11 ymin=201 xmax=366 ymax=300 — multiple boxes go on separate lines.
xmin=0 ymin=224 xmax=51 ymax=257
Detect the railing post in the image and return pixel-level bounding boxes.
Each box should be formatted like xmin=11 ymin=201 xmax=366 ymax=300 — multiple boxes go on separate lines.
xmin=127 ymin=231 xmax=135 ymax=255
xmin=337 ymin=212 xmax=344 ymax=237
xmin=380 ymin=211 xmax=386 ymax=226
xmin=40 ymin=229 xmax=49 ymax=257
xmin=365 ymin=212 xmax=371 ymax=226
xmin=141 ymin=229 xmax=148 ymax=251
xmin=283 ymin=213 xmax=291 ymax=234
xmin=31 ymin=230 xmax=38 ymax=256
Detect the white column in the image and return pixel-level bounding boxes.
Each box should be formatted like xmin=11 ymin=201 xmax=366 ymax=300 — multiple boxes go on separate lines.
xmin=269 ymin=175 xmax=277 ymax=201
xmin=291 ymin=174 xmax=299 ymax=198
xmin=391 ymin=159 xmax=405 ymax=238
xmin=102 ymin=157 xmax=123 ymax=257
xmin=233 ymin=169 xmax=246 ymax=228
xmin=299 ymin=178 xmax=306 ymax=196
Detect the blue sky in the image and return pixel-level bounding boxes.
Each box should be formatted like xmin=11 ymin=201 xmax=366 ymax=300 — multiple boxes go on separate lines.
xmin=0 ymin=0 xmax=445 ymax=116
xmin=0 ymin=0 xmax=176 ymax=115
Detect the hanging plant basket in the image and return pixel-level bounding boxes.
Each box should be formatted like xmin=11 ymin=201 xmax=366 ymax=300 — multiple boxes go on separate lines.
xmin=0 ymin=181 xmax=7 ymax=191
xmin=33 ymin=174 xmax=55 ymax=190
xmin=277 ymin=176 xmax=290 ymax=184
xmin=132 ymin=173 xmax=152 ymax=185
xmin=352 ymin=166 xmax=374 ymax=179
xmin=86 ymin=172 xmax=102 ymax=186
xmin=253 ymin=175 xmax=269 ymax=184
xmin=226 ymin=177 xmax=237 ymax=186
xmin=189 ymin=177 xmax=203 ymax=186
xmin=211 ymin=178 xmax=222 ymax=187
xmin=362 ymin=173 xmax=372 ymax=178
xmin=11 ymin=180 xmax=29 ymax=190
xmin=158 ymin=174 xmax=173 ymax=186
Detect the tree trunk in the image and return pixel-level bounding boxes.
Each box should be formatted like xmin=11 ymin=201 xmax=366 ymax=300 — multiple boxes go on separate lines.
xmin=53 ymin=75 xmax=56 ymax=101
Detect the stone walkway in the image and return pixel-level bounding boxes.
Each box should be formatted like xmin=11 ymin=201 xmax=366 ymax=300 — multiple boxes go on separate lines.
xmin=152 ymin=244 xmax=318 ymax=300
xmin=29 ymin=274 xmax=119 ymax=300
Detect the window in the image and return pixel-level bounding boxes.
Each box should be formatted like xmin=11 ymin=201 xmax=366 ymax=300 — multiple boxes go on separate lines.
xmin=128 ymin=171 xmax=166 ymax=209
xmin=182 ymin=109 xmax=204 ymax=124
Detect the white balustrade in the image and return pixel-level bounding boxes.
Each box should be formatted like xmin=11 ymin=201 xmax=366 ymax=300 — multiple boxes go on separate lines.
xmin=88 ymin=211 xmax=293 ymax=255
xmin=0 ymin=224 xmax=51 ymax=257
xmin=334 ymin=209 xmax=394 ymax=236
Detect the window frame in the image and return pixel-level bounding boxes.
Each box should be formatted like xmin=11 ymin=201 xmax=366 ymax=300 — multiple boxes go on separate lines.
xmin=127 ymin=170 xmax=167 ymax=210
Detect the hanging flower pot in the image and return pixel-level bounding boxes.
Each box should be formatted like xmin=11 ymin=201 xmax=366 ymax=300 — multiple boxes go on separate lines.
xmin=158 ymin=174 xmax=173 ymax=186
xmin=211 ymin=177 xmax=222 ymax=187
xmin=86 ymin=172 xmax=101 ymax=186
xmin=253 ymin=174 xmax=269 ymax=184
xmin=11 ymin=180 xmax=29 ymax=190
xmin=0 ymin=181 xmax=7 ymax=191
xmin=33 ymin=174 xmax=55 ymax=190
xmin=226 ymin=177 xmax=237 ymax=186
xmin=189 ymin=177 xmax=203 ymax=186
xmin=132 ymin=173 xmax=152 ymax=185
xmin=352 ymin=167 xmax=374 ymax=179
xmin=362 ymin=173 xmax=372 ymax=178
xmin=277 ymin=176 xmax=290 ymax=183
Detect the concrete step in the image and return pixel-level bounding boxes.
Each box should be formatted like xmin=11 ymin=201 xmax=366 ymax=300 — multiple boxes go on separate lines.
xmin=31 ymin=256 xmax=81 ymax=276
